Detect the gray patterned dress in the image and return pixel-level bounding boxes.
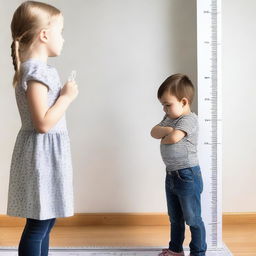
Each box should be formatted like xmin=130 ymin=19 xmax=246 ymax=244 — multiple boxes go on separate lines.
xmin=7 ymin=58 xmax=74 ymax=220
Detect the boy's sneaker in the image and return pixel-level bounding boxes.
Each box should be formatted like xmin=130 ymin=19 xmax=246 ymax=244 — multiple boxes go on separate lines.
xmin=158 ymin=248 xmax=185 ymax=256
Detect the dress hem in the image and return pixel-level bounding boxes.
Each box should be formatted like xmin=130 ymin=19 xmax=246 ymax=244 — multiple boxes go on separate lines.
xmin=6 ymin=212 xmax=74 ymax=220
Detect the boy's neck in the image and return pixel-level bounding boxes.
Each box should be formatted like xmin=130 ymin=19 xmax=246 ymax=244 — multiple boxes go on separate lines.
xmin=182 ymin=109 xmax=191 ymax=116
xmin=169 ymin=107 xmax=191 ymax=120
xmin=182 ymin=107 xmax=192 ymax=116
xmin=174 ymin=106 xmax=191 ymax=119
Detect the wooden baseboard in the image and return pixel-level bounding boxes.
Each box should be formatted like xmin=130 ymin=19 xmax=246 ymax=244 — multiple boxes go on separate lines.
xmin=0 ymin=212 xmax=255 ymax=227
xmin=0 ymin=213 xmax=169 ymax=227
xmin=222 ymin=212 xmax=256 ymax=225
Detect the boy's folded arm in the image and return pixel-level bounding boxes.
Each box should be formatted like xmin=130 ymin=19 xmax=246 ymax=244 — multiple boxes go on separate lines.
xmin=161 ymin=129 xmax=186 ymax=144
xmin=150 ymin=125 xmax=174 ymax=139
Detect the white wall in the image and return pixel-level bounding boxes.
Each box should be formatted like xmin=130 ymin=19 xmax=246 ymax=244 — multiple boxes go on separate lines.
xmin=222 ymin=0 xmax=256 ymax=212
xmin=1 ymin=0 xmax=253 ymax=215
xmin=0 ymin=0 xmax=197 ymax=214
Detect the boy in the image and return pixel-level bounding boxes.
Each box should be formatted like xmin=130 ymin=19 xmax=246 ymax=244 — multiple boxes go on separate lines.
xmin=151 ymin=74 xmax=207 ymax=256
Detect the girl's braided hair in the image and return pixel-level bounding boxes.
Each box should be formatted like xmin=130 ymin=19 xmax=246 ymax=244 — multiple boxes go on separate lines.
xmin=11 ymin=1 xmax=61 ymax=87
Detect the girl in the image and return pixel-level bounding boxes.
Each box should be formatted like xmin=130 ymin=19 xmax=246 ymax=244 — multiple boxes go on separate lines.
xmin=7 ymin=1 xmax=78 ymax=255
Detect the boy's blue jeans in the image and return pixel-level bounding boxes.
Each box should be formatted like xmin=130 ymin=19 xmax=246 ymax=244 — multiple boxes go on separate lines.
xmin=165 ymin=165 xmax=207 ymax=256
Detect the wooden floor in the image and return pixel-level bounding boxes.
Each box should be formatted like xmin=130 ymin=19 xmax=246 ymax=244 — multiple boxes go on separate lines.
xmin=0 ymin=223 xmax=255 ymax=256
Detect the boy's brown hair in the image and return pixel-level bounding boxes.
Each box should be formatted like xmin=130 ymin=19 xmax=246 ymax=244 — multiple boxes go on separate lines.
xmin=157 ymin=73 xmax=195 ymax=105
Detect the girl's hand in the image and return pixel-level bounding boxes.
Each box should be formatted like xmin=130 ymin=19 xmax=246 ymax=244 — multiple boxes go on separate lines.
xmin=60 ymin=81 xmax=79 ymax=102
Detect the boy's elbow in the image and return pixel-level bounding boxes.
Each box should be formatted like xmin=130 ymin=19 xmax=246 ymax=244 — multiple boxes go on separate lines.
xmin=150 ymin=130 xmax=156 ymax=138
xmin=150 ymin=129 xmax=161 ymax=139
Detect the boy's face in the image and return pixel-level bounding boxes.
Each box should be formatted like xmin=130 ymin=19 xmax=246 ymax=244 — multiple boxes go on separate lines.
xmin=159 ymin=91 xmax=187 ymax=119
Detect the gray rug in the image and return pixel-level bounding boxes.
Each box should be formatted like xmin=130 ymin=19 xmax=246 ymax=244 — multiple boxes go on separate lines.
xmin=0 ymin=245 xmax=233 ymax=256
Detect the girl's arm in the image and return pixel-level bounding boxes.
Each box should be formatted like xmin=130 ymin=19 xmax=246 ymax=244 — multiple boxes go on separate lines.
xmin=161 ymin=129 xmax=186 ymax=144
xmin=150 ymin=125 xmax=174 ymax=139
xmin=26 ymin=80 xmax=78 ymax=133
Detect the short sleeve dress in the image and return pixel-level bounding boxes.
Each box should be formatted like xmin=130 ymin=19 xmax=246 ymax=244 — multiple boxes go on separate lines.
xmin=7 ymin=58 xmax=74 ymax=220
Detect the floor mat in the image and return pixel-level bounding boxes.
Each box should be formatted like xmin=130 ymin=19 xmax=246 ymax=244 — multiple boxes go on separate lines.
xmin=0 ymin=244 xmax=232 ymax=256
xmin=0 ymin=245 xmax=232 ymax=256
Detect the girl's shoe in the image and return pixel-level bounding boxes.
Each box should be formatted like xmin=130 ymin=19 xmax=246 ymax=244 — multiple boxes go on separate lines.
xmin=158 ymin=248 xmax=185 ymax=256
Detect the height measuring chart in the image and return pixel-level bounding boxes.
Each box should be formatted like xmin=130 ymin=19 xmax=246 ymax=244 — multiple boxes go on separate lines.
xmin=197 ymin=0 xmax=231 ymax=254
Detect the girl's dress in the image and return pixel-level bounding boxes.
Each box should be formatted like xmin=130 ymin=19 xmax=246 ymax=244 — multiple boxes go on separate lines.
xmin=7 ymin=58 xmax=74 ymax=220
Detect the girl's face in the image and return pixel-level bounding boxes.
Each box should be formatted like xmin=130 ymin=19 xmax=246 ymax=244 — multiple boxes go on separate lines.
xmin=159 ymin=91 xmax=186 ymax=119
xmin=46 ymin=14 xmax=64 ymax=57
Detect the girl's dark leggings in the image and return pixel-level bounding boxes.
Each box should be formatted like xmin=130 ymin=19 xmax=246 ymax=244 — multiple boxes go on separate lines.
xmin=18 ymin=217 xmax=56 ymax=256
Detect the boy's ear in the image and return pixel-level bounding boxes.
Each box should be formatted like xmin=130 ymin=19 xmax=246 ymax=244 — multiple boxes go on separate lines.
xmin=39 ymin=29 xmax=48 ymax=43
xmin=182 ymin=97 xmax=189 ymax=107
